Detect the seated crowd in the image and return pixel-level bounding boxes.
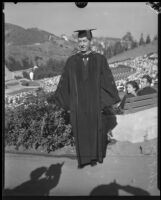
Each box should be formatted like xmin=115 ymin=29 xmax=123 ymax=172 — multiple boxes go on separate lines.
xmin=114 ymin=74 xmax=157 ymax=114
xmin=111 ymin=53 xmax=158 ymax=92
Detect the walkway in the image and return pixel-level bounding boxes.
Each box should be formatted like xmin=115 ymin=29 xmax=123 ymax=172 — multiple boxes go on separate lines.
xmin=3 ymin=148 xmax=159 ymax=196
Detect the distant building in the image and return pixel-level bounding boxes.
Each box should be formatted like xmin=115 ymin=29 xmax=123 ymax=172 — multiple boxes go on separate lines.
xmin=61 ymin=34 xmax=68 ymax=41
xmin=34 ymin=43 xmax=41 ymax=45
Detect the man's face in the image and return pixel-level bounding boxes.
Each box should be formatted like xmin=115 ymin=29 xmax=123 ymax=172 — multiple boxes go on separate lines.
xmin=78 ymin=37 xmax=91 ymax=52
xmin=36 ymin=59 xmax=43 ymax=67
xmin=141 ymin=78 xmax=150 ymax=88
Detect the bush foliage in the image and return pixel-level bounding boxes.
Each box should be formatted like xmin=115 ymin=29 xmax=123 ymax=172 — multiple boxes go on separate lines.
xmin=6 ymin=56 xmax=33 ymax=72
xmin=22 ymin=71 xmax=30 ymax=80
xmin=20 ymin=79 xmax=29 ymax=86
xmin=5 ymin=88 xmax=74 ymax=153
xmin=34 ymin=58 xmax=65 ymax=80
xmin=6 ymin=56 xmax=65 ymax=80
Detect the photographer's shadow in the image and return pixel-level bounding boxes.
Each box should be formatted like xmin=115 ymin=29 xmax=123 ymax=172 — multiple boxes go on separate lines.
xmin=90 ymin=179 xmax=150 ymax=196
xmin=4 ymin=162 xmax=64 ymax=196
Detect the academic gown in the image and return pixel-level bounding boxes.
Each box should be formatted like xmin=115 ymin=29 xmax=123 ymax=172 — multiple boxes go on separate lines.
xmin=54 ymin=52 xmax=120 ymax=167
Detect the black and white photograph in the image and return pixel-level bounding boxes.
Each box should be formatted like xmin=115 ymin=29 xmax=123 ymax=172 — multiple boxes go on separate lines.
xmin=3 ymin=2 xmax=159 ymax=196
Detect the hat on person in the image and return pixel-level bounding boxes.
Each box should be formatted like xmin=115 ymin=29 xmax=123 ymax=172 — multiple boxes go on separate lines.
xmin=74 ymin=29 xmax=96 ymax=40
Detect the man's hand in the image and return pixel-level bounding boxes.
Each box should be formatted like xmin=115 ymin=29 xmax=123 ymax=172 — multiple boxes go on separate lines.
xmin=112 ymin=101 xmax=121 ymax=109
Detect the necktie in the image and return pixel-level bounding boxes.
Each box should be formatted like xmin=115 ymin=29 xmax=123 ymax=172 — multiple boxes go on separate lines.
xmin=82 ymin=57 xmax=89 ymax=66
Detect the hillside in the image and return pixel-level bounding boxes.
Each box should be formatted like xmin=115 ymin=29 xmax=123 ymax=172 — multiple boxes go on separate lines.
xmin=5 ymin=23 xmax=77 ymax=64
xmin=5 ymin=23 xmax=60 ymax=45
xmin=108 ymin=40 xmax=158 ymax=64
xmin=5 ymin=23 xmax=158 ymax=73
xmin=5 ymin=23 xmax=122 ymax=69
xmin=5 ymin=41 xmax=75 ymax=63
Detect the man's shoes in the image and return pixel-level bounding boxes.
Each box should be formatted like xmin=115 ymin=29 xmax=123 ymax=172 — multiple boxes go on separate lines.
xmin=90 ymin=160 xmax=97 ymax=167
xmin=78 ymin=164 xmax=84 ymax=169
xmin=78 ymin=160 xmax=97 ymax=169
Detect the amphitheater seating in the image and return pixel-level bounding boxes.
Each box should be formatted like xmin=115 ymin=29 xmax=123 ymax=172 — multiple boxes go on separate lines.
xmin=123 ymin=93 xmax=157 ymax=114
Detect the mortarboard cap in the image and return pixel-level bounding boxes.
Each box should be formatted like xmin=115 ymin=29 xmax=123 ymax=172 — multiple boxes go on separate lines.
xmin=74 ymin=29 xmax=96 ymax=40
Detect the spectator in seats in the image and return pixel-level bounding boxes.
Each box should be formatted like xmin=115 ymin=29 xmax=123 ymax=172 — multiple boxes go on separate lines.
xmin=137 ymin=75 xmax=157 ymax=96
xmin=118 ymin=80 xmax=139 ymax=110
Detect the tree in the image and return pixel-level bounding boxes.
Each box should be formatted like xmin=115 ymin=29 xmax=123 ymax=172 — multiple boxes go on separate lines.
xmin=46 ymin=58 xmax=55 ymax=68
xmin=113 ymin=41 xmax=124 ymax=55
xmin=122 ymin=32 xmax=134 ymax=42
xmin=106 ymin=46 xmax=113 ymax=59
xmin=146 ymin=35 xmax=151 ymax=44
xmin=153 ymin=35 xmax=158 ymax=41
xmin=21 ymin=57 xmax=33 ymax=70
xmin=131 ymin=40 xmax=138 ymax=49
xmin=33 ymin=59 xmax=65 ymax=80
xmin=6 ymin=56 xmax=22 ymax=71
xmin=139 ymin=33 xmax=145 ymax=46
xmin=122 ymin=32 xmax=137 ymax=50
xmin=22 ymin=71 xmax=30 ymax=79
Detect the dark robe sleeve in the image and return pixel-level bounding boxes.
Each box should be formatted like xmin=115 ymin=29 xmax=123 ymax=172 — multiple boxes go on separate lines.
xmin=101 ymin=56 xmax=121 ymax=109
xmin=119 ymin=95 xmax=127 ymax=109
xmin=54 ymin=58 xmax=70 ymax=111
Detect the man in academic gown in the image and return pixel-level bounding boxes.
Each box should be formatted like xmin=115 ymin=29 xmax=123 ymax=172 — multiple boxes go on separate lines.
xmin=54 ymin=29 xmax=121 ymax=168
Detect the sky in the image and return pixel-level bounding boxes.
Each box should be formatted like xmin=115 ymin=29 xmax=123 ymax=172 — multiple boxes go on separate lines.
xmin=4 ymin=2 xmax=158 ymax=41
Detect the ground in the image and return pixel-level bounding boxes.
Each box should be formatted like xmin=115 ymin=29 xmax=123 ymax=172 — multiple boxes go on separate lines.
xmin=3 ymin=137 xmax=159 ymax=196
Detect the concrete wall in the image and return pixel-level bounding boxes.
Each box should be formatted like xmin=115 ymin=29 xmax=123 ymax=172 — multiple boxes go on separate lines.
xmin=113 ymin=107 xmax=158 ymax=143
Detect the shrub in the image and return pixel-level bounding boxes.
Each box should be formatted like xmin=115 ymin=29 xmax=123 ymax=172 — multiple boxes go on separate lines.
xmin=34 ymin=67 xmax=56 ymax=80
xmin=34 ymin=59 xmax=65 ymax=80
xmin=14 ymin=75 xmax=22 ymax=80
xmin=28 ymin=81 xmax=40 ymax=87
xmin=5 ymin=89 xmax=74 ymax=153
xmin=21 ymin=80 xmax=29 ymax=86
xmin=5 ymin=57 xmax=22 ymax=71
xmin=22 ymin=71 xmax=30 ymax=80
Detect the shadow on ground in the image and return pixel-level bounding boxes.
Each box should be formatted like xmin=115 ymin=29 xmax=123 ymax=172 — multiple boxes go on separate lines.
xmin=3 ymin=162 xmax=64 ymax=196
xmin=90 ymin=179 xmax=150 ymax=196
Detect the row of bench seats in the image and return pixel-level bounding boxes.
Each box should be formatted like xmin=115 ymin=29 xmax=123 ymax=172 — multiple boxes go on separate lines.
xmin=122 ymin=93 xmax=157 ymax=114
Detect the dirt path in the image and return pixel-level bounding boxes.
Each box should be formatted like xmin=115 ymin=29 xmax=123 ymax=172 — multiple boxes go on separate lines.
xmin=3 ymin=143 xmax=159 ymax=196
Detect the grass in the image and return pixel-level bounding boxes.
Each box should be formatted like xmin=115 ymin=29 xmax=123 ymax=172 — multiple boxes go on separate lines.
xmin=5 ymin=80 xmax=20 ymax=87
xmin=27 ymin=81 xmax=40 ymax=87
xmin=20 ymin=80 xmax=40 ymax=87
